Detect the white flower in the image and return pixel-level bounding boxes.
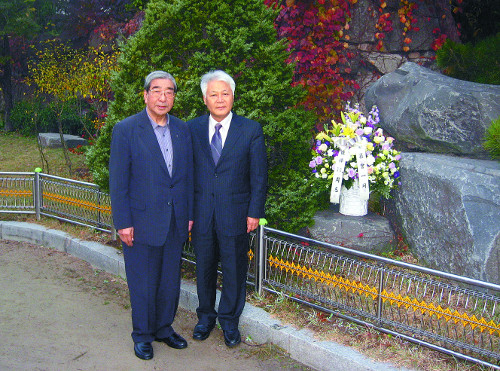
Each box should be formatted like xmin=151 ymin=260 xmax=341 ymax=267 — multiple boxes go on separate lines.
xmin=363 ymin=126 xmax=373 ymax=135
xmin=366 ymin=155 xmax=375 ymax=165
xmin=319 ymin=143 xmax=328 ymax=152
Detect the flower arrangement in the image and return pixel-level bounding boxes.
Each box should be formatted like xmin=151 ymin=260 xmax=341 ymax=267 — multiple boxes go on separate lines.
xmin=309 ymin=103 xmax=401 ymax=200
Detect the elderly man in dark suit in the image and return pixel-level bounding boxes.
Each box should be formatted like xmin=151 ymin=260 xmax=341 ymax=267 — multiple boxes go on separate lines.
xmin=109 ymin=71 xmax=193 ymax=360
xmin=188 ymin=70 xmax=267 ymax=347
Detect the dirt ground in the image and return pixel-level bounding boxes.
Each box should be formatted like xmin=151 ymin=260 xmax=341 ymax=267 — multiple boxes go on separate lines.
xmin=0 ymin=239 xmax=311 ymax=371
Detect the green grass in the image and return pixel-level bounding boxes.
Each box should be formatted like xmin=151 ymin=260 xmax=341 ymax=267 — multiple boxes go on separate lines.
xmin=0 ymin=131 xmax=89 ymax=180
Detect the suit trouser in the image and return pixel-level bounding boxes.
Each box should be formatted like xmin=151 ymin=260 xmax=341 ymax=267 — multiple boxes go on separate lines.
xmin=193 ymin=222 xmax=249 ymax=331
xmin=122 ymin=216 xmax=183 ymax=343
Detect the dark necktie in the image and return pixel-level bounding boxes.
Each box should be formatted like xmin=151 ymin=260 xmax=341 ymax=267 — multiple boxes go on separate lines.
xmin=211 ymin=123 xmax=222 ymax=165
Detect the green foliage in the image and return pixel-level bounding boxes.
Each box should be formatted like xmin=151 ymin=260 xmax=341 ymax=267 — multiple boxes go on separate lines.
xmin=483 ymin=116 xmax=500 ymax=160
xmin=9 ymin=98 xmax=93 ymax=137
xmin=436 ymin=33 xmax=500 ymax=85
xmin=266 ymin=173 xmax=329 ymax=233
xmin=87 ymin=0 xmax=321 ymax=232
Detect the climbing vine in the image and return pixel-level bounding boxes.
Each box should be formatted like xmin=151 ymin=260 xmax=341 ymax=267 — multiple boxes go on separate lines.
xmin=265 ymin=0 xmax=461 ymax=123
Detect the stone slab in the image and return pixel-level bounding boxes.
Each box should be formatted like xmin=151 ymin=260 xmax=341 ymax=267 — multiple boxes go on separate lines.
xmin=309 ymin=205 xmax=396 ymax=253
xmin=38 ymin=133 xmax=88 ymax=149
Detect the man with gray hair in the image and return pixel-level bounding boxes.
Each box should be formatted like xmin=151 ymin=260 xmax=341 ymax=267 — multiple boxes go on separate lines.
xmin=109 ymin=71 xmax=193 ymax=360
xmin=188 ymin=70 xmax=267 ymax=347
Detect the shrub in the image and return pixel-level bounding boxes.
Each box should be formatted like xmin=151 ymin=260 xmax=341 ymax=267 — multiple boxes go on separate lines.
xmin=87 ymin=0 xmax=325 ymax=232
xmin=9 ymin=98 xmax=94 ymax=137
xmin=483 ymin=116 xmax=500 ymax=160
xmin=436 ymin=33 xmax=500 ymax=85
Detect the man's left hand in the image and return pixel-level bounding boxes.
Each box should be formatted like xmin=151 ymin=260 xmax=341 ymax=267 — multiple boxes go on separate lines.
xmin=247 ymin=217 xmax=259 ymax=233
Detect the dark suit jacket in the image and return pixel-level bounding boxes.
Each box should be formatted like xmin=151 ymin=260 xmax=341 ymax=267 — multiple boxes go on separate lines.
xmin=109 ymin=109 xmax=193 ymax=246
xmin=188 ymin=113 xmax=267 ymax=236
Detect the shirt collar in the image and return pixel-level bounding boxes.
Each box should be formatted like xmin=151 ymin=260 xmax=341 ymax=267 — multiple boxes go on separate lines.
xmin=209 ymin=111 xmax=232 ymax=129
xmin=147 ymin=110 xmax=169 ymax=129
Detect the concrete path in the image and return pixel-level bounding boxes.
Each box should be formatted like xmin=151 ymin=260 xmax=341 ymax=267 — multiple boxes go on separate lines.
xmin=0 ymin=221 xmax=410 ymax=371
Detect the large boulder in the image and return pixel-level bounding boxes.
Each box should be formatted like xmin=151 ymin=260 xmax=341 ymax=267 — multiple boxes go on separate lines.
xmin=383 ymin=152 xmax=500 ymax=284
xmin=365 ymin=62 xmax=500 ymax=159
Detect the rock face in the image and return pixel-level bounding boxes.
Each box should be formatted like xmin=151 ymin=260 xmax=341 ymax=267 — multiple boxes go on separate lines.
xmin=383 ymin=152 xmax=500 ymax=284
xmin=38 ymin=133 xmax=88 ymax=149
xmin=309 ymin=205 xmax=396 ymax=254
xmin=365 ymin=62 xmax=500 ymax=159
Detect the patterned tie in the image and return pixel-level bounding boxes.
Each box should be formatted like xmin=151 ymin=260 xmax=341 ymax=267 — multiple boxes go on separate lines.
xmin=211 ymin=123 xmax=222 ymax=165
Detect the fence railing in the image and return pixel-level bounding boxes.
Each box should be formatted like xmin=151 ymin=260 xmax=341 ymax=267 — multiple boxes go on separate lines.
xmin=1 ymin=171 xmax=499 ymax=369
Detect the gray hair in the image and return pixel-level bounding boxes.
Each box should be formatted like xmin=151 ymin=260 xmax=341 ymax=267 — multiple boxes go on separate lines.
xmin=200 ymin=70 xmax=235 ymax=98
xmin=144 ymin=71 xmax=177 ymax=93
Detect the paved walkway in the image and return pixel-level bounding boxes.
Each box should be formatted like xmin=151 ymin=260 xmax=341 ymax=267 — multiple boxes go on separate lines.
xmin=0 ymin=221 xmax=410 ymax=371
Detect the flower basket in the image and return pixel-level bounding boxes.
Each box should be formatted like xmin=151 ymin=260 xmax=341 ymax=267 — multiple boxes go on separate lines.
xmin=309 ymin=104 xmax=402 ymax=214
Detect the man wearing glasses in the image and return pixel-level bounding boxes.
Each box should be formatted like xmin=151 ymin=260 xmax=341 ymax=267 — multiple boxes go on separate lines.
xmin=109 ymin=71 xmax=193 ymax=360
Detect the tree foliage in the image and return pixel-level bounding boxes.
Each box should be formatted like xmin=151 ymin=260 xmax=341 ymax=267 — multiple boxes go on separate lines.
xmin=436 ymin=33 xmax=500 ymax=85
xmin=87 ymin=0 xmax=325 ymax=232
xmin=0 ymin=0 xmax=42 ymax=130
xmin=26 ymin=40 xmax=119 ymax=174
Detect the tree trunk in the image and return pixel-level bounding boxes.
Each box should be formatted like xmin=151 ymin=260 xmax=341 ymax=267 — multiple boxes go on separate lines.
xmin=0 ymin=35 xmax=13 ymax=131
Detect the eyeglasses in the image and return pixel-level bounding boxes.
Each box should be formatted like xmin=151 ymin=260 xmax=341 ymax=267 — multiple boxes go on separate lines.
xmin=149 ymin=88 xmax=175 ymax=98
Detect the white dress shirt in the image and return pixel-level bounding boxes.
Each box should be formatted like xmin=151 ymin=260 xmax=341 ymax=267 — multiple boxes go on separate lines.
xmin=208 ymin=111 xmax=232 ymax=147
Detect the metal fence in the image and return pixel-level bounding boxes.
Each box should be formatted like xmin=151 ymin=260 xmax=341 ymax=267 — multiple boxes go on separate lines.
xmin=0 ymin=172 xmax=113 ymax=233
xmin=1 ymin=171 xmax=499 ymax=369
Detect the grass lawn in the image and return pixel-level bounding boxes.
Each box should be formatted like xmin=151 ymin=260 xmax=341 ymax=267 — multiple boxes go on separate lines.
xmin=0 ymin=131 xmax=90 ymax=181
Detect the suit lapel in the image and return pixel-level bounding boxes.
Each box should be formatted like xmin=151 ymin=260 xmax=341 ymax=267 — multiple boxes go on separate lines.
xmin=138 ymin=110 xmax=170 ymax=176
xmin=195 ymin=115 xmax=213 ymax=162
xmin=219 ymin=113 xmax=243 ymax=163
xmin=170 ymin=119 xmax=184 ymax=178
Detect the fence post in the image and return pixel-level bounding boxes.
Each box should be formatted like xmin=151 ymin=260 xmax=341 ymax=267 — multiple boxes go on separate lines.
xmin=376 ymin=266 xmax=385 ymax=325
xmin=34 ymin=171 xmax=41 ymax=220
xmin=255 ymin=224 xmax=265 ymax=296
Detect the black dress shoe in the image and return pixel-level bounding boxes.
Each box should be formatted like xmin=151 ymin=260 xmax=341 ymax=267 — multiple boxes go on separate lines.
xmin=134 ymin=341 xmax=153 ymax=360
xmin=156 ymin=332 xmax=188 ymax=349
xmin=193 ymin=323 xmax=215 ymax=341
xmin=223 ymin=329 xmax=241 ymax=347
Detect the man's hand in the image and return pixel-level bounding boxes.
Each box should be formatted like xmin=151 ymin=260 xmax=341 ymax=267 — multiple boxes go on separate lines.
xmin=118 ymin=227 xmax=134 ymax=247
xmin=247 ymin=217 xmax=259 ymax=233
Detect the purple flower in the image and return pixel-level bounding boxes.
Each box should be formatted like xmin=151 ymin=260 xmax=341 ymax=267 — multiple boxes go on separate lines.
xmin=324 ymin=141 xmax=330 ymax=146
xmin=312 ymin=169 xmax=317 ymax=173
xmin=388 ymin=162 xmax=396 ymax=170
xmin=309 ymin=160 xmax=317 ymax=168
xmin=356 ymin=128 xmax=364 ymax=136
xmin=315 ymin=156 xmax=323 ymax=165
xmin=395 ymin=154 xmax=401 ymax=161
xmin=348 ymin=168 xmax=356 ymax=178
xmin=332 ymin=150 xmax=339 ymax=157
xmin=316 ymin=140 xmax=322 ymax=146
xmin=394 ymin=171 xmax=400 ymax=178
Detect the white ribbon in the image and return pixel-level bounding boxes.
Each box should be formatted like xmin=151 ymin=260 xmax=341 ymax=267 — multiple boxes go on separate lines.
xmin=330 ymin=136 xmax=370 ymax=204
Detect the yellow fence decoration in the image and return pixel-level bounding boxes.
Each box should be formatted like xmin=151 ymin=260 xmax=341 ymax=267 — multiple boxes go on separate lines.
xmin=43 ymin=191 xmax=112 ymax=214
xmin=268 ymin=254 xmax=500 ymax=337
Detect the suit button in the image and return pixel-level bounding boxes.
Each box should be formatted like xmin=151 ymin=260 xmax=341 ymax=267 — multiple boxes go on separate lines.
xmin=169 ymin=185 xmax=174 ymax=188
xmin=167 ymin=201 xmax=172 ymax=206
xmin=214 ymin=173 xmax=218 ymax=177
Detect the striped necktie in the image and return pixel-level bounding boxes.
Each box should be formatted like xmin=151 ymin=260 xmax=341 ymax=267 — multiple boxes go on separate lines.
xmin=211 ymin=123 xmax=222 ymax=165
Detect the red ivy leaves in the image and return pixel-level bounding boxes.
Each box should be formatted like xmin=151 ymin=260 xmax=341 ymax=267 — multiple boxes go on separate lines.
xmin=268 ymin=0 xmax=358 ymax=123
